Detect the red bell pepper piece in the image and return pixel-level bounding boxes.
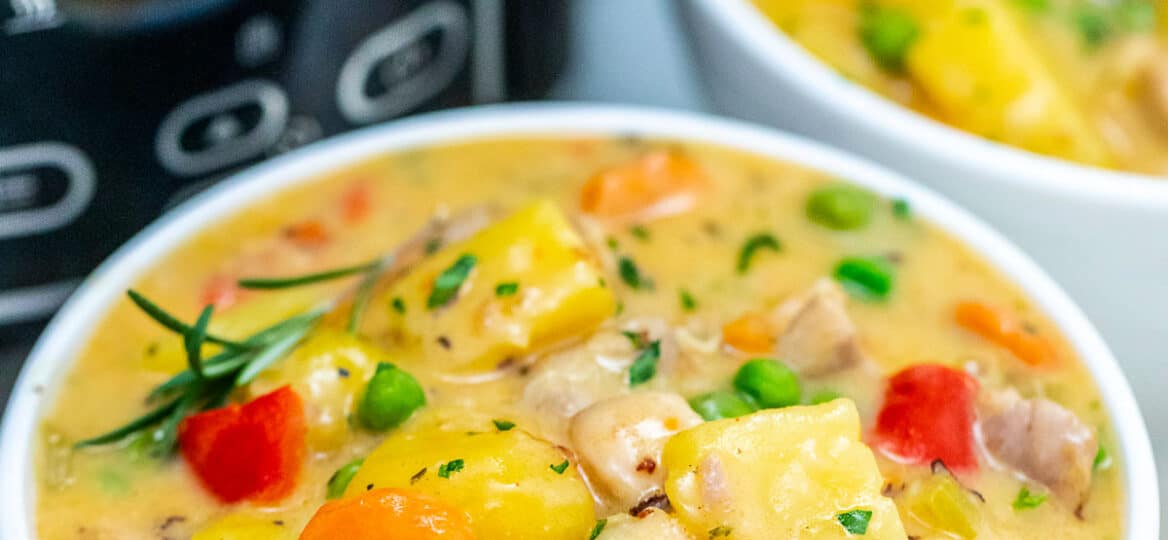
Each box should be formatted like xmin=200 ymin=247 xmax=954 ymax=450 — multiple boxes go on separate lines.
xmin=178 ymin=385 xmax=306 ymax=503
xmin=873 ymin=364 xmax=979 ymax=473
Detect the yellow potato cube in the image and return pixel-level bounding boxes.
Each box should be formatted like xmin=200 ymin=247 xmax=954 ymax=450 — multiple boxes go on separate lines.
xmin=597 ymin=509 xmax=694 ymax=539
xmin=191 ymin=514 xmax=293 ymax=540
xmin=346 ymin=410 xmax=596 ymax=539
xmin=661 ymin=399 xmax=906 ymax=539
xmin=895 ymin=0 xmax=1112 ymax=166
xmin=249 ymin=329 xmax=385 ymax=452
xmin=383 ymin=200 xmax=615 ymax=374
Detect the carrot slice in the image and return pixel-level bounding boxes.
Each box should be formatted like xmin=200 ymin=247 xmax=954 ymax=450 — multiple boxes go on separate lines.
xmin=580 ymin=151 xmax=706 ymax=223
xmin=341 ymin=183 xmax=373 ymax=225
xmin=955 ymin=301 xmax=1055 ymax=366
xmin=722 ymin=312 xmax=775 ymax=354
xmin=285 ymin=219 xmax=331 ymax=247
xmin=300 ymin=488 xmax=476 ymax=540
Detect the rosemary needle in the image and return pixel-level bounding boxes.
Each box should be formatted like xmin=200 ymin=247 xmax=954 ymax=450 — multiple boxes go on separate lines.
xmin=237 ymin=260 xmax=379 ymax=289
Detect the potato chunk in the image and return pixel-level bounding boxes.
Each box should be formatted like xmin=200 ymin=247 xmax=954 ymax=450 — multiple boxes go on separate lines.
xmin=191 ymin=514 xmax=293 ymax=540
xmin=346 ymin=411 xmax=596 ymax=539
xmin=661 ymin=400 xmax=906 ymax=539
xmin=894 ymin=0 xmax=1112 ymax=166
xmin=248 ymin=330 xmax=383 ymax=452
xmin=383 ymin=200 xmax=615 ymax=374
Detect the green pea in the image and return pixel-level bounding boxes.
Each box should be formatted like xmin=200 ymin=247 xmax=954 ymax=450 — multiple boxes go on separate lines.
xmin=833 ymin=256 xmax=896 ymax=302
xmin=806 ymin=184 xmax=878 ymax=231
xmin=357 ymin=362 xmax=426 ymax=432
xmin=858 ymin=4 xmax=921 ymax=72
xmin=808 ymin=389 xmax=842 ymax=405
xmin=689 ymin=391 xmax=758 ymax=421
xmin=733 ymin=359 xmax=801 ymax=409
xmin=326 ymin=458 xmax=364 ymax=499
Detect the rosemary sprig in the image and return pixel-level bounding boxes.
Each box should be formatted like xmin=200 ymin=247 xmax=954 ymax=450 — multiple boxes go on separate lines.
xmin=127 ymin=290 xmax=244 ymax=349
xmin=237 ymin=260 xmax=379 ymax=290
xmin=75 ymin=293 xmax=327 ymax=454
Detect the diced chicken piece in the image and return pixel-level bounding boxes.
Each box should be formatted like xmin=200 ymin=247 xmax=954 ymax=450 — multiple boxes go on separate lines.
xmin=595 ymin=508 xmax=694 ymax=540
xmin=772 ymin=279 xmax=868 ymax=376
xmin=521 ymin=331 xmax=632 ymax=442
xmin=978 ymin=389 xmax=1097 ymax=507
xmin=569 ymin=392 xmax=702 ymax=512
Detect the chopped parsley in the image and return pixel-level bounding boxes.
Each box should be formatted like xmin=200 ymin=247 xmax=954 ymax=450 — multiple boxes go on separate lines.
xmin=427 ymin=254 xmax=476 ymax=309
xmin=859 ymin=4 xmax=920 ymax=72
xmin=836 ymin=509 xmax=873 ymax=534
xmin=606 ymin=237 xmax=619 ymax=251
xmin=621 ymin=330 xmax=648 ymax=348
xmin=708 ymin=525 xmax=733 ymax=538
xmin=1013 ymin=486 xmax=1047 ymax=510
xmin=1075 ymin=7 xmax=1111 ymax=48
xmin=1094 ymin=444 xmax=1111 ymax=471
xmin=679 ymin=289 xmax=697 ymax=311
xmin=833 ymin=256 xmax=895 ymax=302
xmin=492 ymin=419 xmax=516 ymax=431
xmin=630 ymin=225 xmax=651 ymax=241
xmin=628 ymin=339 xmax=662 ymax=387
xmin=891 ymin=198 xmax=911 ymax=220
xmin=588 ymin=519 xmax=607 ymax=540
xmin=437 ymin=459 xmax=465 ymax=479
xmin=495 ymin=282 xmax=519 ymax=297
xmin=618 ymin=256 xmax=653 ymax=290
xmin=550 ymin=460 xmax=570 ymax=474
xmin=736 ymin=232 xmax=782 ymax=274
xmin=391 ymin=297 xmax=406 ymax=314
xmin=424 ymin=237 xmax=442 ymax=254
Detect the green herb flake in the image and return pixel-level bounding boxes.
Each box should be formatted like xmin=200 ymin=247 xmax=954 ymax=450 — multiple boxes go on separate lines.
xmin=392 ymin=297 xmax=406 ymax=314
xmin=618 ymin=256 xmax=653 ymax=290
xmin=550 ymin=460 xmax=570 ymax=474
xmin=424 ymin=237 xmax=442 ymax=254
xmin=621 ymin=330 xmax=648 ymax=348
xmin=630 ymin=225 xmax=651 ymax=241
xmin=492 ymin=419 xmax=516 ymax=432
xmin=495 ymin=282 xmax=519 ymax=297
xmin=1074 ymin=7 xmax=1111 ymax=48
xmin=859 ymin=4 xmax=920 ymax=72
xmin=628 ymin=340 xmax=662 ymax=387
xmin=891 ymin=198 xmax=911 ymax=220
xmin=833 ymin=256 xmax=896 ymax=302
xmin=837 ymin=509 xmax=873 ymax=534
xmin=326 ymin=458 xmax=365 ymax=499
xmin=427 ymin=254 xmax=477 ymax=309
xmin=736 ymin=233 xmax=782 ymax=274
xmin=1012 ymin=0 xmax=1049 ymax=13
xmin=1094 ymin=444 xmax=1112 ymax=471
xmin=588 ymin=519 xmax=607 ymax=540
xmin=606 ymin=237 xmax=620 ymax=251
xmin=1013 ymin=486 xmax=1047 ymax=510
xmin=437 ymin=459 xmax=465 ymax=479
xmin=708 ymin=525 xmax=733 ymax=538
xmin=680 ymin=289 xmax=698 ymax=311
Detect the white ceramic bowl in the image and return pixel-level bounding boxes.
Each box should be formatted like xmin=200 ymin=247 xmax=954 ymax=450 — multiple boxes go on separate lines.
xmin=676 ymin=2 xmax=1168 ymax=516
xmin=0 ymin=104 xmax=1157 ymax=538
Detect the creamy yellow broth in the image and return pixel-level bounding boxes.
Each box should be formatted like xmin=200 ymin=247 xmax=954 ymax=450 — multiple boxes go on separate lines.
xmin=757 ymin=0 xmax=1168 ymax=175
xmin=37 ymin=138 xmax=1122 ymax=539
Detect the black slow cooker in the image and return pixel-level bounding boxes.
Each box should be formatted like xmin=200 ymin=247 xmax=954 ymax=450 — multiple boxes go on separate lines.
xmin=0 ymin=0 xmax=568 ymax=343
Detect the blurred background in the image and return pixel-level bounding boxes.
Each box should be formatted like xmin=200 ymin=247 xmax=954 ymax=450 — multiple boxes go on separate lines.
xmin=0 ymin=0 xmax=696 ymax=402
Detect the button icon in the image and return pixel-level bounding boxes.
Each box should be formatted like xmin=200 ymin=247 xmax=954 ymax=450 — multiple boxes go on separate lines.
xmin=0 ymin=142 xmax=95 ymax=241
xmin=155 ymin=79 xmax=289 ymax=177
xmin=336 ymin=0 xmax=470 ymax=124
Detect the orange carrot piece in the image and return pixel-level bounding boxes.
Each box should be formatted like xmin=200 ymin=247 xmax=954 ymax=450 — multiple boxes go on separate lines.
xmin=341 ymin=183 xmax=372 ymax=225
xmin=285 ymin=219 xmax=330 ymax=247
xmin=200 ymin=274 xmax=243 ymax=310
xmin=955 ymin=301 xmax=1055 ymax=366
xmin=722 ymin=312 xmax=775 ymax=354
xmin=300 ymin=488 xmax=476 ymax=540
xmin=580 ymin=151 xmax=706 ymax=223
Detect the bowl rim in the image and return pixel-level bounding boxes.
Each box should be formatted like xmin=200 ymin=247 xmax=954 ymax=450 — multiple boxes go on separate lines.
xmin=0 ymin=103 xmax=1157 ymax=538
xmin=685 ymin=0 xmax=1168 ymax=208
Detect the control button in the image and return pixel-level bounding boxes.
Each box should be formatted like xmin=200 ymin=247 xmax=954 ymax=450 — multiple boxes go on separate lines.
xmin=236 ymin=13 xmax=283 ymax=68
xmin=155 ymin=79 xmax=289 ymax=177
xmin=336 ymin=0 xmax=470 ymax=124
xmin=0 ymin=142 xmax=95 ymax=241
xmin=3 ymin=0 xmax=63 ymax=35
